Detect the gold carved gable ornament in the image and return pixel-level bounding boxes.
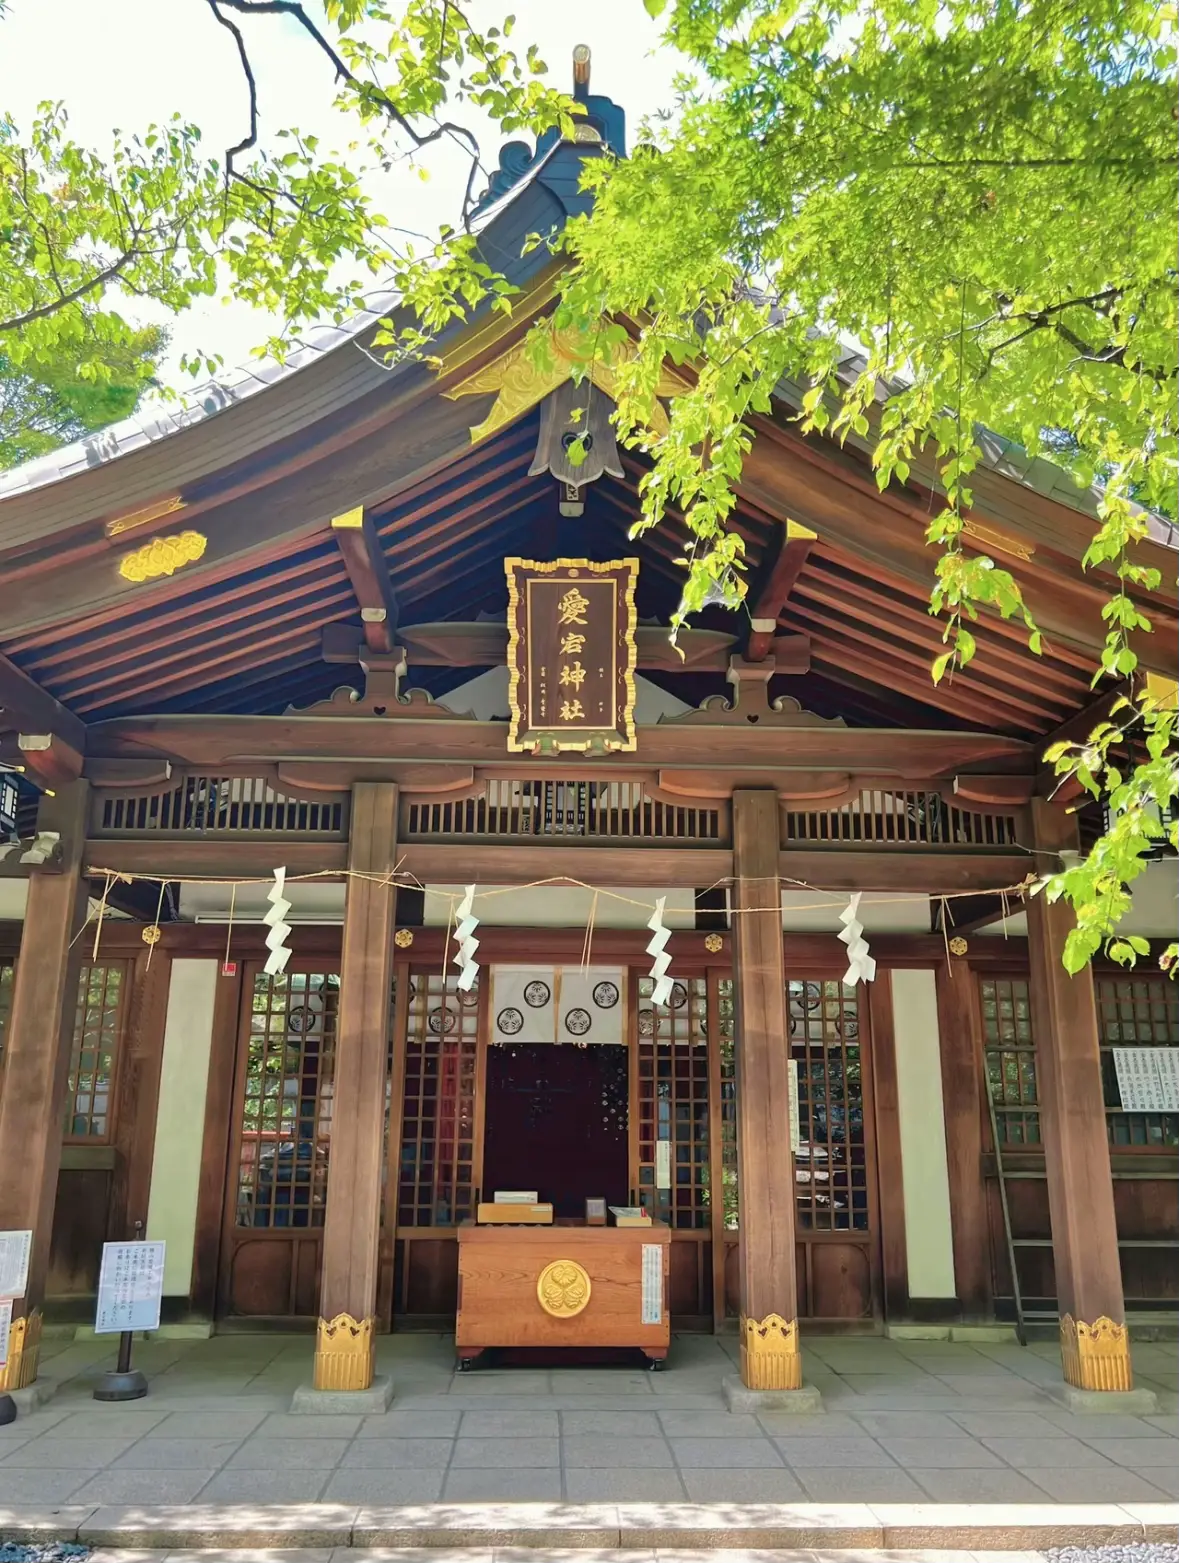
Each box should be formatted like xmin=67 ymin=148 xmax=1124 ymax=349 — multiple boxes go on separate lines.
xmin=442 ymin=320 xmax=690 ymax=445
xmin=505 ymin=557 xmax=638 ymax=754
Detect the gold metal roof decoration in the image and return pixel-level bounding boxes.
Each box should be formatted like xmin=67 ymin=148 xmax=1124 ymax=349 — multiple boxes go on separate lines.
xmin=118 ymin=529 xmax=207 ymax=583
xmin=442 ymin=319 xmax=690 ymax=445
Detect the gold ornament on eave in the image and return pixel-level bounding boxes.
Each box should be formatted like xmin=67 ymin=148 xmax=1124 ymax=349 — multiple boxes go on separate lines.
xmin=118 ymin=529 xmax=207 ymax=583
xmin=394 ymin=928 xmax=415 ymax=948
xmin=949 ymin=936 xmax=969 ymax=956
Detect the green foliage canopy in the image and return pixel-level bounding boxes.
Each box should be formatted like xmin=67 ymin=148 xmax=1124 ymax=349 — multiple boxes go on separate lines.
xmin=552 ymin=0 xmax=1177 ymax=972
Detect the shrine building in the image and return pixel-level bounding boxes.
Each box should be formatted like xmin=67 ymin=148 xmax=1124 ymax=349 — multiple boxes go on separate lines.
xmin=0 ymin=55 xmax=1175 ymax=1403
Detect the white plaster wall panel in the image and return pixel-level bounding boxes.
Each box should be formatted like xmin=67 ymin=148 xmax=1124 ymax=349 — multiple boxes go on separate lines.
xmin=179 ymin=879 xmax=346 ymax=922
xmin=891 ymin=966 xmax=957 ymax=1298
xmin=145 ymin=958 xmax=218 ymax=1296
xmin=780 ymin=889 xmax=931 ymax=934
xmin=975 ymin=858 xmax=1178 ymax=938
xmin=423 ymin=884 xmax=697 ymax=929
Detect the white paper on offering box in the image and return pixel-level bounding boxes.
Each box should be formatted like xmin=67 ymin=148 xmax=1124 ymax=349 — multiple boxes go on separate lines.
xmin=641 ymin=1242 xmax=663 ymax=1325
xmin=94 ymin=1240 xmax=166 ymax=1335
xmin=0 ymin=1231 xmax=32 ymax=1299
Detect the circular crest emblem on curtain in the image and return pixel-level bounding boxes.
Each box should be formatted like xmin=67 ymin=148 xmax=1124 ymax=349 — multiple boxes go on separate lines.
xmin=523 ymin=979 xmax=551 ymax=1008
xmin=536 ymin=1259 xmax=592 ymax=1318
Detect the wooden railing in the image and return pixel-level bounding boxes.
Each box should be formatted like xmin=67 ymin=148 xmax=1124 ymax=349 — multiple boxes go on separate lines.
xmin=91 ymin=774 xmax=347 ymax=838
xmin=401 ymin=778 xmax=728 ymax=846
xmin=782 ymin=789 xmax=1019 ymax=850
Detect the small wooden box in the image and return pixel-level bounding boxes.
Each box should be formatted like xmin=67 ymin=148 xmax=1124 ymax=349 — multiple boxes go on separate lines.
xmin=585 ymin=1197 xmax=607 ymax=1226
xmin=477 ymin=1201 xmax=553 ymax=1224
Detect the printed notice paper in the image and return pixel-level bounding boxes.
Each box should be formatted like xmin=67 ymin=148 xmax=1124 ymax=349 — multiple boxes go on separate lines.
xmin=0 ymin=1230 xmax=32 ymax=1299
xmin=640 ymin=1242 xmax=663 ymax=1325
xmin=1112 ymin=1048 xmax=1179 ymax=1112
xmin=95 ymin=1241 xmax=166 ymax=1335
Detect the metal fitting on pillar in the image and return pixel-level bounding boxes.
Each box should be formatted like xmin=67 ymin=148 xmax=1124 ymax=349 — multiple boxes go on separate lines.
xmin=739 ymin=1313 xmax=802 ymax=1391
xmin=313 ymin=1312 xmax=375 ymax=1392
xmin=1060 ymin=1314 xmax=1133 ymax=1392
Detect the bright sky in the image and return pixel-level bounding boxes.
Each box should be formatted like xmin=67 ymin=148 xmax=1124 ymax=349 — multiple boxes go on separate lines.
xmin=0 ymin=0 xmax=684 ymax=387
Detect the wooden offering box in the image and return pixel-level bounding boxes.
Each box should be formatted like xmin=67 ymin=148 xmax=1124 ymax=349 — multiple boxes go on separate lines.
xmin=456 ymin=1219 xmax=671 ymax=1367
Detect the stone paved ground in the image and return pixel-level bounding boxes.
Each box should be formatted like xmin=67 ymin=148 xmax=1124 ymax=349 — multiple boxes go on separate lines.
xmin=0 ymin=1333 xmax=1174 ymax=1508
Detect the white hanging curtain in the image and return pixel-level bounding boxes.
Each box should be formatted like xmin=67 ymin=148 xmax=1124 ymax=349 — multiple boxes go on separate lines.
xmin=490 ymin=965 xmax=626 ymax=1044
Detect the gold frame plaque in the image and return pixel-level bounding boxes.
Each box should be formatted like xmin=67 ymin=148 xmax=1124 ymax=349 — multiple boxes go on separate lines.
xmin=505 ymin=557 xmax=638 ymax=753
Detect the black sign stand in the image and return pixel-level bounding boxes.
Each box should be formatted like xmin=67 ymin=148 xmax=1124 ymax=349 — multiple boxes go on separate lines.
xmin=93 ymin=1221 xmax=149 ymax=1402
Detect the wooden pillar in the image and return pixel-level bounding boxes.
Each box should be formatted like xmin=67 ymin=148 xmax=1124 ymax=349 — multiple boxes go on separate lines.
xmin=1027 ymin=799 xmax=1131 ymax=1392
xmin=732 ymin=789 xmax=801 ymax=1389
xmin=0 ymin=783 xmax=89 ymax=1391
xmin=314 ymin=781 xmax=398 ymax=1392
xmin=935 ymin=956 xmax=991 ymax=1319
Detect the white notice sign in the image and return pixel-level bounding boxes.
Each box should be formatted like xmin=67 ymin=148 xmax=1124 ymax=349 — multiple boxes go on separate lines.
xmin=0 ymin=1230 xmax=32 ymax=1299
xmin=1153 ymin=1049 xmax=1179 ymax=1112
xmin=0 ymin=1298 xmax=12 ymax=1369
xmin=95 ymin=1241 xmax=166 ymax=1335
xmin=641 ymin=1242 xmax=663 ymax=1325
xmin=1113 ymin=1048 xmax=1166 ymax=1112
xmin=655 ymin=1139 xmax=671 ymax=1191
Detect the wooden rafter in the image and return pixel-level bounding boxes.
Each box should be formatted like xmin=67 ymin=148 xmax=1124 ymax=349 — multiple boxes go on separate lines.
xmin=331 ymin=508 xmax=399 ymax=653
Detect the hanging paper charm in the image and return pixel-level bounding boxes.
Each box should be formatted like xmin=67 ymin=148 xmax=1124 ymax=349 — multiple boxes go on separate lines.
xmin=263 ymin=865 xmax=293 ymax=976
xmin=646 ymin=895 xmax=674 ymax=1007
xmin=838 ymin=891 xmax=876 ymax=986
xmin=452 ymin=883 xmax=481 ymax=992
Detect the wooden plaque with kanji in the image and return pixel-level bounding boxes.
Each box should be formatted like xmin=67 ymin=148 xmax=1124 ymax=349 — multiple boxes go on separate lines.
xmin=505 ymin=558 xmax=639 ymax=753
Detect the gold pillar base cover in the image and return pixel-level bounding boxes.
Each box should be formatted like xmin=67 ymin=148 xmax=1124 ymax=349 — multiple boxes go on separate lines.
xmin=0 ymin=1309 xmax=42 ymax=1392
xmin=313 ymin=1312 xmax=375 ymax=1392
xmin=1060 ymin=1313 xmax=1133 ymax=1392
xmin=739 ymin=1312 xmax=802 ymax=1391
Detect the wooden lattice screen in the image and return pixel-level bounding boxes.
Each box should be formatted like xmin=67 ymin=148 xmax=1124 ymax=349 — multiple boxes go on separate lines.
xmin=65 ymin=962 xmax=128 ymax=1141
xmin=790 ymin=979 xmax=869 ymax=1232
xmin=1097 ymin=976 xmax=1179 ymax=1148
xmin=397 ymin=973 xmax=481 ymax=1226
xmin=981 ymin=976 xmax=1040 ymax=1144
xmin=235 ymin=970 xmax=340 ymax=1228
xmin=636 ymin=975 xmax=711 ymax=1228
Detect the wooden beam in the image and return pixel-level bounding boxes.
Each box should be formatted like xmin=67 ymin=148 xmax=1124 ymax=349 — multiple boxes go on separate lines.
xmin=85 ymin=710 xmax=1033 ymax=776
xmin=83 ymin=838 xmax=1031 ymax=893
xmin=323 ymin=621 xmax=741 ymax=672
xmin=0 ymin=653 xmax=85 ymax=752
xmin=1026 ymin=798 xmax=1131 ymax=1390
xmin=331 ymin=507 xmax=399 ymax=653
xmin=747 ymin=528 xmax=815 ymax=662
xmin=733 ymin=789 xmax=802 ymax=1389
xmin=316 ymin=781 xmax=399 ymax=1390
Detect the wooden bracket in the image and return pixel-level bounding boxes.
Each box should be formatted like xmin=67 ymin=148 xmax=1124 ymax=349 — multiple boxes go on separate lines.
xmin=16 ymin=732 xmax=84 ymax=791
xmin=331 ymin=508 xmax=399 ymax=653
xmin=746 ymin=524 xmax=816 ymax=662
xmin=0 ymin=652 xmax=86 ymax=755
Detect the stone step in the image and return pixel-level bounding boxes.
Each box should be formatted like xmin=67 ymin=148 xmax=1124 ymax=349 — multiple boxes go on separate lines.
xmin=1 ymin=1500 xmax=1176 ymax=1553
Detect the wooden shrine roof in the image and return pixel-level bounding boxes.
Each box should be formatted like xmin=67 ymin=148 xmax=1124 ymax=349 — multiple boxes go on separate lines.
xmin=0 ymin=129 xmax=1174 ymax=762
